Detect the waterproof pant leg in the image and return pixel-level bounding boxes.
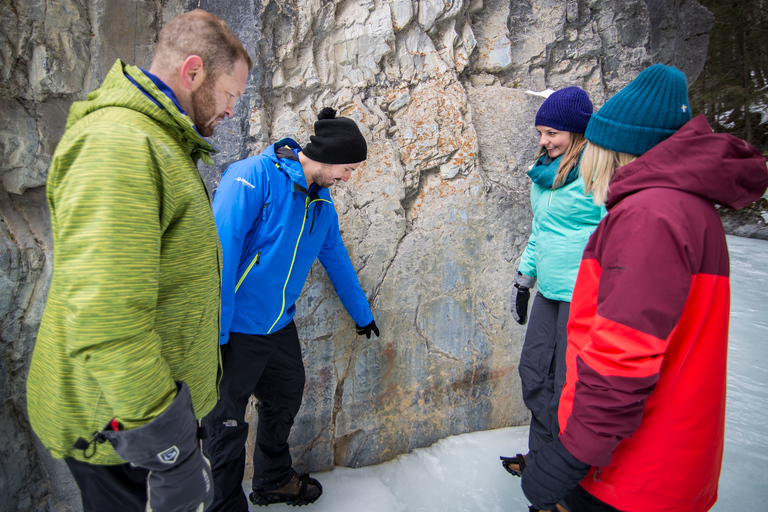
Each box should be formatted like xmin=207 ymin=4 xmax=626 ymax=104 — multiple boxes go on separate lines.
xmin=251 ymin=321 xmax=306 ymax=492
xmin=65 ymin=458 xmax=149 ymax=512
xmin=202 ymin=334 xmax=264 ymax=512
xmin=201 ymin=321 xmax=305 ymax=512
xmin=565 ymin=485 xmax=623 ymax=512
xmin=518 ymin=292 xmax=570 ymax=455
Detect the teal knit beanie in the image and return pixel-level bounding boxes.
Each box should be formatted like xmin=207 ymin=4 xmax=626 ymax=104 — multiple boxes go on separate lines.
xmin=585 ymin=64 xmax=691 ymax=156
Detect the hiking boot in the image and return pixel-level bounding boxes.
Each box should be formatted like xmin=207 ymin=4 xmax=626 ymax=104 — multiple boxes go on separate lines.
xmin=249 ymin=470 xmax=323 ymax=507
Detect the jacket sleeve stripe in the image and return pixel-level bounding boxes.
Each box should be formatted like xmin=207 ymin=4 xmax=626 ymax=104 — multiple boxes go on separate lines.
xmin=579 ymin=313 xmax=668 ymax=378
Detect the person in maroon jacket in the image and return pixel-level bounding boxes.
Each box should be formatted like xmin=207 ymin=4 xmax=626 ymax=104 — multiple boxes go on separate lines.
xmin=520 ymin=64 xmax=768 ymax=512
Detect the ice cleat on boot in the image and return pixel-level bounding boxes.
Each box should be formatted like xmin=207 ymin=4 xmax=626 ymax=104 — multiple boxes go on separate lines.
xmin=249 ymin=470 xmax=323 ymax=507
xmin=500 ymin=453 xmax=527 ymax=477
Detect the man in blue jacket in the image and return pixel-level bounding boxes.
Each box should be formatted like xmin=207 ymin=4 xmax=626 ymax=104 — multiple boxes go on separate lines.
xmin=202 ymin=107 xmax=379 ymax=510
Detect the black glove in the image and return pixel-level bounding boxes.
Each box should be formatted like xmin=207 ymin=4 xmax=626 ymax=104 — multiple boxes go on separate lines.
xmin=100 ymin=382 xmax=213 ymax=512
xmin=511 ymin=272 xmax=536 ymax=325
xmin=356 ymin=320 xmax=380 ymax=339
xmin=521 ymin=438 xmax=591 ymax=511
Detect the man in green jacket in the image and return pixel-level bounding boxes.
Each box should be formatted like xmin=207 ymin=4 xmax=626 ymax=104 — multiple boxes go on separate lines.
xmin=26 ymin=10 xmax=251 ymax=512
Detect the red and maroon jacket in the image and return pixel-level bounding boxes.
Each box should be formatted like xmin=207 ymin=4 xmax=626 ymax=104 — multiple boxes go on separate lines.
xmin=558 ymin=115 xmax=768 ymax=512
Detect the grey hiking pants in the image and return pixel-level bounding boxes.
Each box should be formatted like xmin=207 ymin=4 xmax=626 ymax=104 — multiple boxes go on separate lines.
xmin=518 ymin=292 xmax=570 ymax=455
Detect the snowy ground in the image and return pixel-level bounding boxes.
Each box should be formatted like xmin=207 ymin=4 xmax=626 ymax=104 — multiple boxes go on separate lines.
xmin=246 ymin=235 xmax=768 ymax=511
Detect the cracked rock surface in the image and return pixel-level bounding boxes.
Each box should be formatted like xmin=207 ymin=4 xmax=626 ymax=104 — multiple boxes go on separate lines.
xmin=1 ymin=0 xmax=716 ymax=509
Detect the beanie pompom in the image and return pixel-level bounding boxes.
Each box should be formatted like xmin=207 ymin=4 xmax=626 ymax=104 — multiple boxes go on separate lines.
xmin=318 ymin=107 xmax=337 ymax=120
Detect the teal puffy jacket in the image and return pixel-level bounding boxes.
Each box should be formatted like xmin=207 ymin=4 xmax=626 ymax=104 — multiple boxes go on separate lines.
xmin=518 ymin=154 xmax=606 ymax=302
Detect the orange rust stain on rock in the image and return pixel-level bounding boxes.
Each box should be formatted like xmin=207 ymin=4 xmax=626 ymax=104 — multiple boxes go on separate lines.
xmin=381 ymin=342 xmax=395 ymax=382
xmin=394 ymin=79 xmax=478 ymax=177
xmin=371 ymin=362 xmax=518 ymax=413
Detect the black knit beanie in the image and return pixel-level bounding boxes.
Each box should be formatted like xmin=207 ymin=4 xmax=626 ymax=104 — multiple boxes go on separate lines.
xmin=302 ymin=107 xmax=368 ymax=164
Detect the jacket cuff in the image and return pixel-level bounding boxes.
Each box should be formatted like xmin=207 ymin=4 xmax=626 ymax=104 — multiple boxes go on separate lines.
xmin=101 ymin=381 xmax=198 ymax=470
xmin=515 ymin=272 xmax=537 ymax=289
xmin=559 ymin=412 xmax=618 ymax=467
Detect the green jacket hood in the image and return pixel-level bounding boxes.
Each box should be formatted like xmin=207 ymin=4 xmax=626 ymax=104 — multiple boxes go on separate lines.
xmin=67 ymin=60 xmax=216 ymax=165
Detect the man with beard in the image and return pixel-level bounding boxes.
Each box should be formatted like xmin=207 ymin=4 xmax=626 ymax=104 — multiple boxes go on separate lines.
xmin=201 ymin=107 xmax=380 ymax=510
xmin=26 ymin=10 xmax=251 ymax=512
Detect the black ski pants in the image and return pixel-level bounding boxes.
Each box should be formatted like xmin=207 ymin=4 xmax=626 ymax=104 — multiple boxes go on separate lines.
xmin=65 ymin=457 xmax=149 ymax=512
xmin=565 ymin=485 xmax=624 ymax=511
xmin=201 ymin=321 xmax=306 ymax=512
xmin=518 ymin=292 xmax=570 ymax=456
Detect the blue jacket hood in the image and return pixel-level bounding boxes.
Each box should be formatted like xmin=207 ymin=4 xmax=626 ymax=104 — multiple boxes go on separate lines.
xmin=262 ymin=138 xmax=307 ymax=186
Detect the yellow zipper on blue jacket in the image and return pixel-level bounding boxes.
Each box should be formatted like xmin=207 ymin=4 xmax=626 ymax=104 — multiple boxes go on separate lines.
xmin=235 ymin=252 xmax=259 ymax=292
xmin=265 ymin=195 xmax=331 ymax=334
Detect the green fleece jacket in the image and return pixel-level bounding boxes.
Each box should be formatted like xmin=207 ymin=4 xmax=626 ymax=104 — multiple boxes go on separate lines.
xmin=27 ymin=60 xmax=222 ymax=464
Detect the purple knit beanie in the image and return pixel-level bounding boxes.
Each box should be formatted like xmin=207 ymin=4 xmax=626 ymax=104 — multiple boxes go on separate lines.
xmin=534 ymin=87 xmax=593 ymax=133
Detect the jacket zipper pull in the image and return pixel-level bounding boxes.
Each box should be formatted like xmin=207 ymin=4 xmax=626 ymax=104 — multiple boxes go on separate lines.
xmin=593 ymin=467 xmax=602 ymax=482
xmin=309 ymin=208 xmax=315 ymax=235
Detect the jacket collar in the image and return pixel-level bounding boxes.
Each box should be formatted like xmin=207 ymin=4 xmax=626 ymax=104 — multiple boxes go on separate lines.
xmin=528 ymin=153 xmax=580 ymax=189
xmin=124 ymin=67 xmax=187 ymax=115
xmin=122 ymin=63 xmax=216 ymax=164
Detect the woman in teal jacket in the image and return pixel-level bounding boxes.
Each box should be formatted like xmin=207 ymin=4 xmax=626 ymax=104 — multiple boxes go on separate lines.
xmin=502 ymin=88 xmax=605 ymax=485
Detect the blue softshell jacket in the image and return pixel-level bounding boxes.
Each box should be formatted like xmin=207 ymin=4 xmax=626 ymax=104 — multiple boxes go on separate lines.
xmin=213 ymin=138 xmax=374 ymax=344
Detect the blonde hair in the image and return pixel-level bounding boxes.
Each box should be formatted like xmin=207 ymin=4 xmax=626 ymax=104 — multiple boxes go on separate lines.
xmin=537 ymin=132 xmax=588 ymax=189
xmin=579 ymin=142 xmax=638 ymax=205
xmin=154 ymin=10 xmax=253 ymax=80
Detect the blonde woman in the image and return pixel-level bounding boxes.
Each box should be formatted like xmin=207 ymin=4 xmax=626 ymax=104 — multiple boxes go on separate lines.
xmin=521 ymin=65 xmax=768 ymax=512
